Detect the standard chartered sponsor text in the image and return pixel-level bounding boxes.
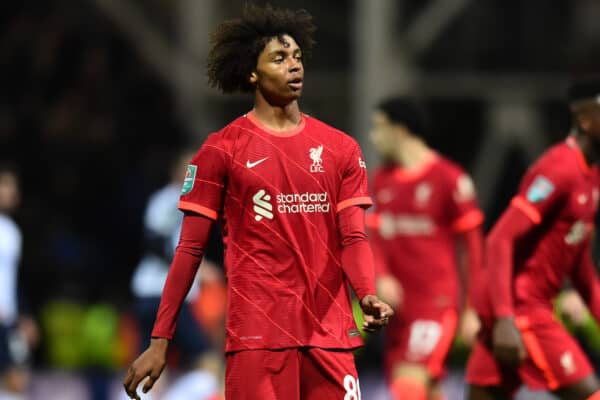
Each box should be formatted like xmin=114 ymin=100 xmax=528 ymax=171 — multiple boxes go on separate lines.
xmin=276 ymin=192 xmax=330 ymax=213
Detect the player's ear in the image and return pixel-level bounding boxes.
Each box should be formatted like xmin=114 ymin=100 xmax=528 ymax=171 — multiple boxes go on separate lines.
xmin=249 ymin=71 xmax=258 ymax=85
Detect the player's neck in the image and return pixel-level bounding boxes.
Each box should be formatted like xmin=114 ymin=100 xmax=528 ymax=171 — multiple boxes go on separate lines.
xmin=393 ymin=137 xmax=432 ymax=169
xmin=252 ymin=98 xmax=302 ymax=132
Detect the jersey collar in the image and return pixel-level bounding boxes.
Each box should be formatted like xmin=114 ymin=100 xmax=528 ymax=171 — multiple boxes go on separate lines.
xmin=245 ymin=111 xmax=306 ymax=137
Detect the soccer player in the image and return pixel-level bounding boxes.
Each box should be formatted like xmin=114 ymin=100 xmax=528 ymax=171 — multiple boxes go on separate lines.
xmin=123 ymin=4 xmax=393 ymax=400
xmin=0 ymin=163 xmax=39 ymax=399
xmin=367 ymin=97 xmax=484 ymax=400
xmin=466 ymin=78 xmax=600 ymax=400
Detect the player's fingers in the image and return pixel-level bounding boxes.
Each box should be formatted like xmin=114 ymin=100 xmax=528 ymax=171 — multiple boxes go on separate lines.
xmin=380 ymin=303 xmax=394 ymax=318
xmin=362 ymin=315 xmax=377 ymax=332
xmin=362 ymin=320 xmax=377 ymax=332
xmin=142 ymin=376 xmax=157 ymax=394
xmin=362 ymin=313 xmax=388 ymax=331
xmin=123 ymin=368 xmax=133 ymax=388
xmin=123 ymin=368 xmax=138 ymax=399
xmin=125 ymin=371 xmax=145 ymax=400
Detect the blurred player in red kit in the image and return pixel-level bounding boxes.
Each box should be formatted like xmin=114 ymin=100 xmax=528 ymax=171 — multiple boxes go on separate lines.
xmin=466 ymin=79 xmax=600 ymax=400
xmin=367 ymin=97 xmax=484 ymax=400
xmin=123 ymin=4 xmax=393 ymax=400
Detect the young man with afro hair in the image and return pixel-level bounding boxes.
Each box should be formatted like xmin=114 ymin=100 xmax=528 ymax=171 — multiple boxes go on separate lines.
xmin=124 ymin=4 xmax=393 ymax=400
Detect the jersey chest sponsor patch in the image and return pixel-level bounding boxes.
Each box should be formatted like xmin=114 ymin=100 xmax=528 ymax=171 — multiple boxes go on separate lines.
xmin=526 ymin=175 xmax=555 ymax=203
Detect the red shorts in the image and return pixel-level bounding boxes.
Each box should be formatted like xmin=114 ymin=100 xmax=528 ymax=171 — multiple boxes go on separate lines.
xmin=384 ymin=307 xmax=457 ymax=380
xmin=225 ymin=347 xmax=362 ymax=400
xmin=466 ymin=311 xmax=594 ymax=392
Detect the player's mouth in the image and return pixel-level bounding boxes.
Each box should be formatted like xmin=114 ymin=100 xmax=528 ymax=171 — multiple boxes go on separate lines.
xmin=288 ymin=78 xmax=303 ymax=91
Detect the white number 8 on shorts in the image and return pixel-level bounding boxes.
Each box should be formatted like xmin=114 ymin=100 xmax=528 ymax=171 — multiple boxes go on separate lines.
xmin=343 ymin=374 xmax=361 ymax=400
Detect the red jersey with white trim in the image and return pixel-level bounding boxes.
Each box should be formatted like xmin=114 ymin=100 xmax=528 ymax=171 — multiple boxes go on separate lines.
xmin=179 ymin=112 xmax=372 ymax=352
xmin=486 ymin=137 xmax=600 ymax=315
xmin=369 ymin=154 xmax=483 ymax=309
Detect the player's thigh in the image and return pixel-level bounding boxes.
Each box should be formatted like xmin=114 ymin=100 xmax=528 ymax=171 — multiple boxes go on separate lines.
xmin=225 ymin=348 xmax=301 ymax=400
xmin=300 ymin=348 xmax=361 ymax=400
xmin=467 ymin=385 xmax=512 ymax=400
xmin=516 ymin=315 xmax=595 ymax=392
xmin=465 ymin=337 xmax=521 ymax=395
xmin=386 ymin=308 xmax=457 ymax=379
xmin=553 ymin=374 xmax=600 ymax=400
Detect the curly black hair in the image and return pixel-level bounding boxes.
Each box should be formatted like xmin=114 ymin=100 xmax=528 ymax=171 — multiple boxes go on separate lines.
xmin=207 ymin=3 xmax=316 ymax=94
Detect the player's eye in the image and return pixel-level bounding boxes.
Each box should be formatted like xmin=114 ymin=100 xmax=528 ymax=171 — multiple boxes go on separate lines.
xmin=273 ymin=57 xmax=283 ymax=63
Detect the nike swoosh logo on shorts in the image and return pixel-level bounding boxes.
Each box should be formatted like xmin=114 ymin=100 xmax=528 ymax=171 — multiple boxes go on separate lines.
xmin=246 ymin=157 xmax=269 ymax=168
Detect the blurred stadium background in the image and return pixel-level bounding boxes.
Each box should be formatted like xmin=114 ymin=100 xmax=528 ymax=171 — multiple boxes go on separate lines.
xmin=2 ymin=0 xmax=600 ymax=399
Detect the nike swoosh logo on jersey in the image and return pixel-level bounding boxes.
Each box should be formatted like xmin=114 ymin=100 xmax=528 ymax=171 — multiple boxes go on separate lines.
xmin=246 ymin=157 xmax=269 ymax=168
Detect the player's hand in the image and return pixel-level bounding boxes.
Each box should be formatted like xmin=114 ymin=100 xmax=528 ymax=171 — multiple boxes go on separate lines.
xmin=458 ymin=307 xmax=481 ymax=346
xmin=492 ymin=317 xmax=526 ymax=367
xmin=376 ymin=275 xmax=403 ymax=311
xmin=559 ymin=289 xmax=588 ymax=327
xmin=360 ymin=294 xmax=394 ymax=333
xmin=123 ymin=338 xmax=168 ymax=400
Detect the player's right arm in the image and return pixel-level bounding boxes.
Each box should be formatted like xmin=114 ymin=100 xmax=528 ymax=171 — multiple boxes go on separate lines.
xmin=124 ymin=212 xmax=213 ymax=399
xmin=124 ymin=133 xmax=229 ymax=400
xmin=488 ymin=155 xmax=567 ymax=366
xmin=487 ymin=207 xmax=532 ymax=366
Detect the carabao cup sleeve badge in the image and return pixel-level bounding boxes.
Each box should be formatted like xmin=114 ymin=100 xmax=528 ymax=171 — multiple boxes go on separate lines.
xmin=526 ymin=175 xmax=554 ymax=203
xmin=181 ymin=165 xmax=197 ymax=195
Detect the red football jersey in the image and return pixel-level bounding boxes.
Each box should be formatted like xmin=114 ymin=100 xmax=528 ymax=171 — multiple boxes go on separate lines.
xmin=369 ymin=154 xmax=483 ymax=309
xmin=179 ymin=112 xmax=372 ymax=352
xmin=496 ymin=137 xmax=600 ymax=315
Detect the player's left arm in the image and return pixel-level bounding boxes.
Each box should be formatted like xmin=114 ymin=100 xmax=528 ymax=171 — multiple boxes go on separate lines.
xmin=449 ymin=171 xmax=485 ymax=344
xmin=336 ymin=139 xmax=393 ymax=331
xmin=455 ymin=227 xmax=484 ymax=344
xmin=337 ymin=205 xmax=394 ymax=332
xmin=448 ymin=171 xmax=485 ymax=297
xmin=570 ymin=237 xmax=600 ymax=322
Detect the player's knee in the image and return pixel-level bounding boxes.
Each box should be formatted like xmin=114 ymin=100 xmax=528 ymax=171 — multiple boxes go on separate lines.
xmin=390 ymin=377 xmax=427 ymax=400
xmin=392 ymin=363 xmax=431 ymax=385
xmin=389 ymin=364 xmax=432 ymax=400
xmin=556 ymin=374 xmax=600 ymax=400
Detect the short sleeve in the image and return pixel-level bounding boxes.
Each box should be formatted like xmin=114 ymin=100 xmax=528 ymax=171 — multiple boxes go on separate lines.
xmin=178 ymin=133 xmax=229 ymax=220
xmin=510 ymin=156 xmax=567 ymax=224
xmin=336 ymin=140 xmax=373 ymax=213
xmin=447 ymin=171 xmax=484 ymax=232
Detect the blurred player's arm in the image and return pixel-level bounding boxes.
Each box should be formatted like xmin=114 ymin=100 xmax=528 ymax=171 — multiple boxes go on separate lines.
xmin=455 ymin=226 xmax=483 ymax=345
xmin=487 ymin=205 xmax=535 ymax=366
xmin=124 ymin=211 xmax=213 ymax=399
xmin=338 ymin=206 xmax=394 ymax=332
xmin=365 ymin=214 xmax=403 ymax=312
xmin=449 ymin=172 xmax=485 ymax=345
